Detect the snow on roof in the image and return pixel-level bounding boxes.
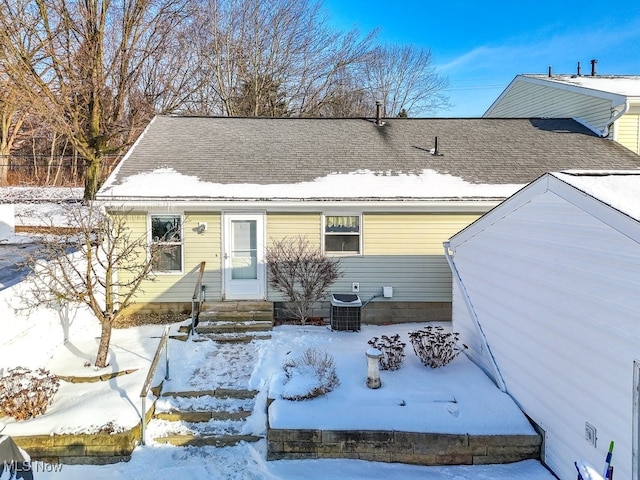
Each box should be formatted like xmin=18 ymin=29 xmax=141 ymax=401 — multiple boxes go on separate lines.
xmin=524 ymin=74 xmax=640 ymax=98
xmin=553 ymin=171 xmax=640 ymax=221
xmin=99 ymin=167 xmax=523 ymax=201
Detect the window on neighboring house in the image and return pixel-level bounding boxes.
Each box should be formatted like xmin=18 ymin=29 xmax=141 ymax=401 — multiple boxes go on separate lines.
xmin=324 ymin=215 xmax=361 ymax=254
xmin=150 ymin=214 xmax=183 ymax=272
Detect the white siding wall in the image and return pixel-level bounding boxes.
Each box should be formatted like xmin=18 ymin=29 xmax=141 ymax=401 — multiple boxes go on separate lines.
xmin=486 ymin=81 xmax=613 ymax=134
xmin=450 ymin=191 xmax=640 ymax=480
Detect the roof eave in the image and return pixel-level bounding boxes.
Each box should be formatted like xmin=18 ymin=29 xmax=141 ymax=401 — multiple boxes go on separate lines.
xmin=95 ymin=197 xmax=506 ymax=213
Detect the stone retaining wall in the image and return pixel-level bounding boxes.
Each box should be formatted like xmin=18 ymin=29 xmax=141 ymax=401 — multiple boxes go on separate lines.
xmin=12 ymin=427 xmax=140 ymax=465
xmin=267 ymin=428 xmax=541 ymax=465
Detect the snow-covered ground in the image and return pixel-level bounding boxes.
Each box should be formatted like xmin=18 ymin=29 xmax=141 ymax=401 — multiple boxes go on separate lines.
xmin=1 ymin=318 xmax=556 ymax=479
xmin=0 ymin=187 xmax=556 ymax=478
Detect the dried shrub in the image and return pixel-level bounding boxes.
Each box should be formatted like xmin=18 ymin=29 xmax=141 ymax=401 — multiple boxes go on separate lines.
xmin=0 ymin=367 xmax=60 ymax=420
xmin=409 ymin=326 xmax=464 ymax=368
xmin=281 ymin=348 xmax=340 ymax=401
xmin=368 ymin=334 xmax=406 ymax=370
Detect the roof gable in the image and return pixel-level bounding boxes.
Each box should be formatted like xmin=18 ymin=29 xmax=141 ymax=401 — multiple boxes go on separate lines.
xmin=449 ymin=171 xmax=640 ymax=248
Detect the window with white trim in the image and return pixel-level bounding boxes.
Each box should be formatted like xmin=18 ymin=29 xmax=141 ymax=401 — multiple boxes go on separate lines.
xmin=150 ymin=214 xmax=183 ymax=272
xmin=324 ymin=215 xmax=361 ymax=254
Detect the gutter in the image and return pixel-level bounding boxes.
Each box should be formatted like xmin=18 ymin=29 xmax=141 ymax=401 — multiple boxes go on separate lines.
xmin=443 ymin=241 xmax=507 ymax=392
xmin=602 ymin=99 xmax=630 ymax=138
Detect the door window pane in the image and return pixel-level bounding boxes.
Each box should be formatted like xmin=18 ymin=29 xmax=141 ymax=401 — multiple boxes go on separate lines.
xmin=232 ymin=220 xmax=257 ymax=279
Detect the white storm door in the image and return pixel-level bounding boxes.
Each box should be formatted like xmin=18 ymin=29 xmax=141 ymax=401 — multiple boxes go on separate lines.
xmin=223 ymin=214 xmax=265 ymax=300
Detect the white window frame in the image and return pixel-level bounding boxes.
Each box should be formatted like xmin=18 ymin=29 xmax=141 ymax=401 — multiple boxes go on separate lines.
xmin=149 ymin=213 xmax=184 ymax=274
xmin=322 ymin=213 xmax=362 ymax=256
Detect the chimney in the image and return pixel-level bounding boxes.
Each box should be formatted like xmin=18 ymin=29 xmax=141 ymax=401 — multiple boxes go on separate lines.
xmin=591 ymin=59 xmax=598 ymax=76
xmin=375 ymin=101 xmax=383 ymax=126
xmin=577 ymin=61 xmax=582 ymax=76
xmin=548 ymin=65 xmax=552 ymax=77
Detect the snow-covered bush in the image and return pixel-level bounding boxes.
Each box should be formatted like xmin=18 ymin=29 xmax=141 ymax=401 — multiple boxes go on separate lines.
xmin=0 ymin=367 xmax=60 ymax=420
xmin=409 ymin=326 xmax=464 ymax=368
xmin=368 ymin=334 xmax=406 ymax=370
xmin=281 ymin=348 xmax=340 ymax=401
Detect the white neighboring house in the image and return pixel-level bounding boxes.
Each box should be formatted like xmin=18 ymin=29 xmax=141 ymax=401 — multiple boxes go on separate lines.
xmin=444 ymin=171 xmax=640 ymax=480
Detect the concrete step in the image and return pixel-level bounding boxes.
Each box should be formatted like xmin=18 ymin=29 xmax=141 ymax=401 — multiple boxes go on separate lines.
xmin=198 ymin=310 xmax=273 ymax=322
xmin=202 ymin=333 xmax=272 ymax=343
xmin=154 ymin=410 xmax=252 ymax=422
xmin=153 ymin=434 xmax=262 ymax=447
xmin=201 ymin=301 xmax=273 ymax=313
xmin=194 ymin=320 xmax=273 ymax=334
xmin=162 ymin=388 xmax=259 ymax=399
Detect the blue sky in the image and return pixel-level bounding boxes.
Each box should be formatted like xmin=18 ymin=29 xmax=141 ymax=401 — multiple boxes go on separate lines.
xmin=322 ymin=0 xmax=640 ymax=117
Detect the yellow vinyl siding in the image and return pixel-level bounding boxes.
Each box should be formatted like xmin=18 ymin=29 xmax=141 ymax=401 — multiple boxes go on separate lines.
xmin=266 ymin=212 xmax=321 ymax=247
xmin=110 ymin=211 xmax=148 ymax=303
xmin=114 ymin=211 xmax=222 ymax=303
xmin=364 ymin=213 xmax=481 ymax=255
xmin=616 ymin=113 xmax=640 ymax=154
xmin=487 ymin=81 xmax=612 ymax=133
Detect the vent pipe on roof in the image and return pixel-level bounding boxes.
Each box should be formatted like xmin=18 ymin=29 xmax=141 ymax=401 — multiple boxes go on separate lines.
xmin=591 ymin=59 xmax=598 ymax=76
xmin=577 ymin=61 xmax=582 ymax=76
xmin=375 ymin=101 xmax=383 ymax=126
xmin=548 ymin=65 xmax=552 ymax=77
xmin=431 ymin=136 xmax=443 ymax=156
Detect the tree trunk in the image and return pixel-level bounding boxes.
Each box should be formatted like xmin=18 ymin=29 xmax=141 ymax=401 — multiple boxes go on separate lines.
xmin=84 ymin=157 xmax=102 ymax=202
xmin=95 ymin=313 xmax=113 ymax=368
xmin=0 ymin=155 xmax=8 ymax=185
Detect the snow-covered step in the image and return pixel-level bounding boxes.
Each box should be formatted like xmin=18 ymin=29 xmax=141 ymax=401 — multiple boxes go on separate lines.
xmin=154 ymin=394 xmax=255 ymax=422
xmin=150 ymin=389 xmax=262 ymax=447
xmin=195 ymin=320 xmax=273 ymax=334
xmin=152 ymin=433 xmax=263 ymax=447
xmin=201 ymin=332 xmax=272 ymax=343
xmin=162 ymin=389 xmax=259 ymax=399
xmin=148 ymin=416 xmax=262 ymax=446
xmin=198 ymin=310 xmax=273 ymax=322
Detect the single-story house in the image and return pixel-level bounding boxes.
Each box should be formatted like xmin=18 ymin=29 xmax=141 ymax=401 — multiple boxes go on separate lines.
xmin=445 ymin=171 xmax=640 ymax=480
xmin=96 ymin=115 xmax=639 ymax=322
xmin=484 ymin=70 xmax=640 ymax=154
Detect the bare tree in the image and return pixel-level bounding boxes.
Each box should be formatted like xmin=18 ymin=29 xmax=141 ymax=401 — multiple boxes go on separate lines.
xmin=191 ymin=0 xmax=376 ymax=117
xmin=23 ymin=204 xmax=161 ymax=368
xmin=266 ymin=235 xmax=343 ymax=324
xmin=0 ymin=0 xmax=190 ymax=201
xmin=364 ymin=44 xmax=450 ymax=117
xmin=0 ymin=85 xmax=30 ymax=185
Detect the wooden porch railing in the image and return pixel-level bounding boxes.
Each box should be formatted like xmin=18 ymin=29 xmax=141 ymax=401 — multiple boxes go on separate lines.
xmin=139 ymin=325 xmax=171 ymax=445
xmin=190 ymin=261 xmax=206 ymax=335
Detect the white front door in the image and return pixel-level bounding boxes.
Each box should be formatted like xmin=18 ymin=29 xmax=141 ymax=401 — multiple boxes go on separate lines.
xmin=223 ymin=214 xmax=265 ymax=300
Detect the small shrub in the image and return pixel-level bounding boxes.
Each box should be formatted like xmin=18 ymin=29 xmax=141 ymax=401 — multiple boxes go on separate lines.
xmin=409 ymin=326 xmax=464 ymax=368
xmin=281 ymin=348 xmax=340 ymax=401
xmin=368 ymin=334 xmax=406 ymax=370
xmin=0 ymin=367 xmax=60 ymax=420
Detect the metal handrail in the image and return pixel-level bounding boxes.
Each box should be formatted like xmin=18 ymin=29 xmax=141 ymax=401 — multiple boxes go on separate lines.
xmin=190 ymin=261 xmax=206 ymax=334
xmin=139 ymin=325 xmax=171 ymax=446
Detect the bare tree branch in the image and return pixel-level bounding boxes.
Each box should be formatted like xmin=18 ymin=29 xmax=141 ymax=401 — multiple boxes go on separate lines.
xmin=266 ymin=235 xmax=342 ymax=324
xmin=21 ymin=203 xmax=160 ymax=368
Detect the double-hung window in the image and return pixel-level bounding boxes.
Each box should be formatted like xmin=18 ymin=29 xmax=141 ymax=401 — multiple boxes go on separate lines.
xmin=324 ymin=215 xmax=361 ymax=255
xmin=150 ymin=214 xmax=183 ymax=272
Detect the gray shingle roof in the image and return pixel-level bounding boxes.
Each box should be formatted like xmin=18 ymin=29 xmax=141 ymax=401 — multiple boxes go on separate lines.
xmin=105 ymin=116 xmax=640 ymax=189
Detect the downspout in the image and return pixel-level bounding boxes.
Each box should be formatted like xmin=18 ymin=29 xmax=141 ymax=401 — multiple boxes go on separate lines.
xmin=601 ymin=99 xmax=630 ymax=138
xmin=443 ymin=241 xmax=507 ymax=392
